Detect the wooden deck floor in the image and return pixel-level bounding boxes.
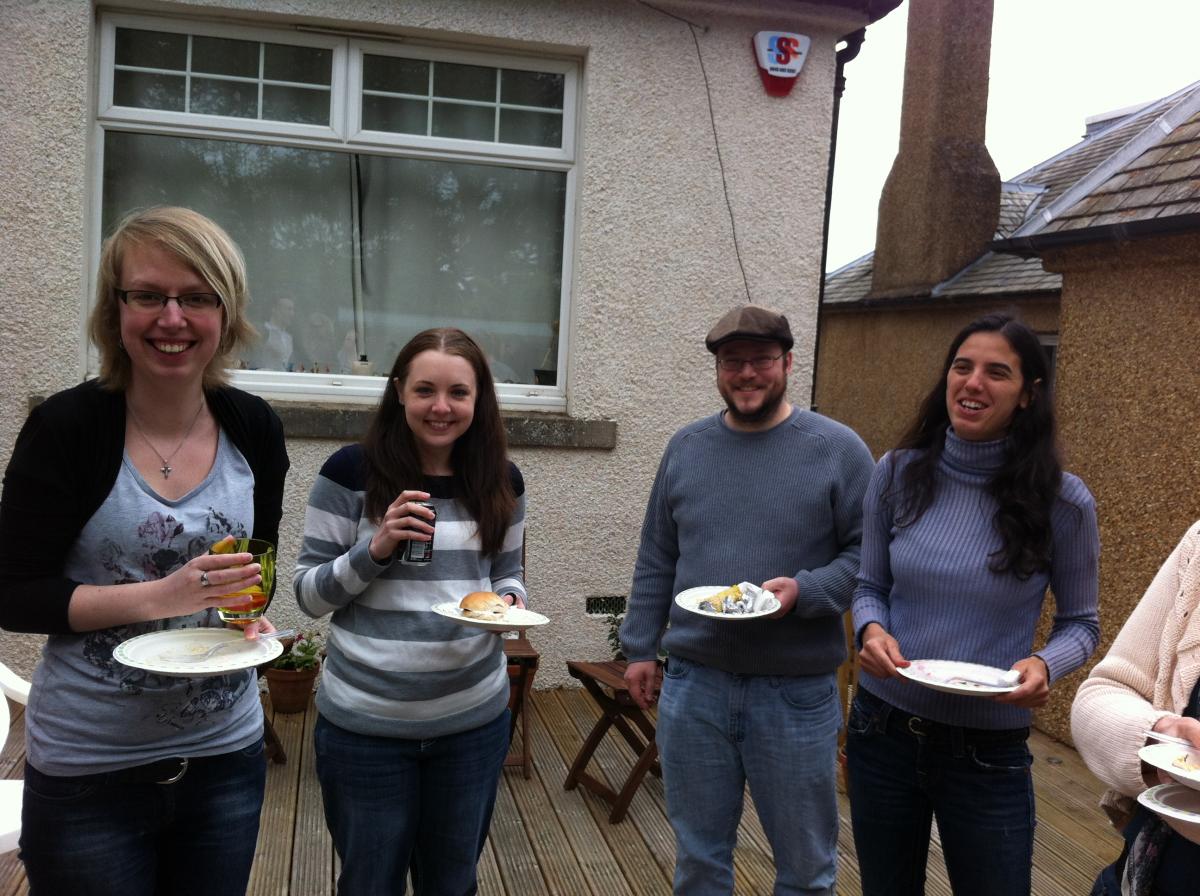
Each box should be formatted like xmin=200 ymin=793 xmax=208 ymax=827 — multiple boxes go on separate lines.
xmin=0 ymin=688 xmax=1121 ymax=895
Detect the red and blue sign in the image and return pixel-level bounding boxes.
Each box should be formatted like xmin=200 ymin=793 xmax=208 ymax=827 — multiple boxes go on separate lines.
xmin=752 ymin=31 xmax=811 ymax=97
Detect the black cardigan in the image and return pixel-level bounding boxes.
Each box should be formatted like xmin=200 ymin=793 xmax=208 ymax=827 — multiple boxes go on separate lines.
xmin=0 ymin=380 xmax=289 ymax=634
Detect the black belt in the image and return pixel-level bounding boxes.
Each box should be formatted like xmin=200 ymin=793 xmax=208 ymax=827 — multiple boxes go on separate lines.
xmin=886 ymin=709 xmax=1028 ymax=746
xmin=97 ymin=756 xmax=189 ymax=785
xmin=860 ymin=689 xmax=1028 ymax=746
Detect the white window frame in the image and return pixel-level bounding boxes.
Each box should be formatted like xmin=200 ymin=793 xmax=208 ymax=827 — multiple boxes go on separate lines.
xmin=348 ymin=39 xmax=577 ymax=165
xmin=98 ymin=14 xmax=350 ymax=144
xmin=1037 ymin=332 xmax=1059 ymax=393
xmin=92 ymin=12 xmax=579 ymax=412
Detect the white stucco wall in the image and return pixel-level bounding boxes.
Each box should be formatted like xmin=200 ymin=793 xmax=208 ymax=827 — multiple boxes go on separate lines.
xmin=0 ymin=0 xmax=863 ymax=684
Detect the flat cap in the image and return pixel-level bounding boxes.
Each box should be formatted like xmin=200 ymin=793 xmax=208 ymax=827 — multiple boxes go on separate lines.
xmin=705 ymin=305 xmax=793 ymax=353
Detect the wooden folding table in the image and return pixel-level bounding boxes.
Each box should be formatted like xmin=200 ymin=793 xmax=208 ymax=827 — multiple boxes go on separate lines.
xmin=564 ymin=659 xmax=662 ymax=823
xmin=504 ymin=636 xmax=540 ymax=779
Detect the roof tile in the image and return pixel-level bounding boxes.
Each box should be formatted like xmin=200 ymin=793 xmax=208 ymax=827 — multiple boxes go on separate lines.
xmin=825 ymin=81 xmax=1200 ymax=305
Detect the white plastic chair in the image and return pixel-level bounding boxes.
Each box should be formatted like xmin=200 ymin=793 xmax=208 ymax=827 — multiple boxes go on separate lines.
xmin=0 ymin=661 xmax=30 ymax=854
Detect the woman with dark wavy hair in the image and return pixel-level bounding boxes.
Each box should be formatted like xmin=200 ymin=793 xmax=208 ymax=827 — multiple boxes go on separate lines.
xmin=846 ymin=313 xmax=1100 ymax=896
xmin=294 ymin=327 xmax=526 ymax=896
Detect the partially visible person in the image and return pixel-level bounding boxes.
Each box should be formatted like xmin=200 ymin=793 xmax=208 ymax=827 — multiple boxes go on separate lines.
xmin=620 ymin=304 xmax=875 ymax=895
xmin=294 ymin=327 xmax=526 ymax=895
xmin=255 ymin=295 xmax=295 ymax=370
xmin=848 ymin=312 xmax=1100 ymax=896
xmin=337 ymin=328 xmax=358 ymax=374
xmin=1072 ymin=521 xmax=1200 ymax=895
xmin=0 ymin=206 xmax=289 ymax=895
xmin=297 ymin=311 xmax=337 ymax=372
xmin=488 ymin=354 xmax=520 ymax=384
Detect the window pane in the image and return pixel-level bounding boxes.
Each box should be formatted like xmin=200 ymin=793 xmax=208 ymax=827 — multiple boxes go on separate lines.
xmin=113 ymin=70 xmax=185 ymax=111
xmin=363 ymin=55 xmax=427 ymax=94
xmin=432 ymin=102 xmax=494 ymax=141
xmin=501 ymin=70 xmax=564 ymax=109
xmin=114 ymin=28 xmax=186 ymax=70
xmin=192 ymin=36 xmax=259 ymax=78
xmin=264 ymin=43 xmax=332 ymax=86
xmin=190 ymin=77 xmax=258 ymax=118
xmin=357 ymin=156 xmax=566 ymax=384
xmin=263 ymin=85 xmax=330 ymax=125
xmin=433 ymin=62 xmax=495 ymax=101
xmin=102 ymin=131 xmax=356 ymax=374
xmin=499 ymin=109 xmax=562 ymax=148
xmin=362 ymin=95 xmax=427 ymax=134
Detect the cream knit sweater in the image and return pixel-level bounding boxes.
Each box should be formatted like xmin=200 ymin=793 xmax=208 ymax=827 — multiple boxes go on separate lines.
xmin=1071 ymin=520 xmax=1200 ymax=825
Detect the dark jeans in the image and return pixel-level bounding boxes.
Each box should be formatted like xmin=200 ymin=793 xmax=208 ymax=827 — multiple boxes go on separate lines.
xmin=20 ymin=738 xmax=267 ymax=896
xmin=314 ymin=708 xmax=510 ymax=896
xmin=1089 ymin=809 xmax=1200 ymax=896
xmin=846 ymin=689 xmax=1035 ymax=896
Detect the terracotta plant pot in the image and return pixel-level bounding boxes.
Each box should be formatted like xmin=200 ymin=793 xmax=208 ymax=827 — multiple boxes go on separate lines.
xmin=265 ymin=664 xmax=319 ymax=714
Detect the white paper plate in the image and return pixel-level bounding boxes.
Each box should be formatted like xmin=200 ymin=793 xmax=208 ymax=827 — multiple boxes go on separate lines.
xmin=1138 ymin=783 xmax=1200 ymax=838
xmin=113 ymin=628 xmax=283 ymax=678
xmin=430 ymin=602 xmax=549 ymax=632
xmin=674 ymin=585 xmax=780 ymax=620
xmin=897 ymin=659 xmax=1020 ymax=696
xmin=1139 ymin=742 xmax=1200 ymax=792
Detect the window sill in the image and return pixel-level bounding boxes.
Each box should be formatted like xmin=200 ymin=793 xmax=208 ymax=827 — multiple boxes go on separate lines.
xmin=272 ymin=400 xmax=616 ymax=449
xmin=31 ymin=393 xmax=614 ymax=450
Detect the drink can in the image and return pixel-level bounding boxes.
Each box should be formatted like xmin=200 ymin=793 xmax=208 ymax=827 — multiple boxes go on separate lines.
xmin=401 ymin=500 xmax=436 ymax=564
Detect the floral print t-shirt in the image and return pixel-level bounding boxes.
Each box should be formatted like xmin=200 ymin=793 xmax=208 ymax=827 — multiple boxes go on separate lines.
xmin=26 ymin=430 xmax=264 ymax=776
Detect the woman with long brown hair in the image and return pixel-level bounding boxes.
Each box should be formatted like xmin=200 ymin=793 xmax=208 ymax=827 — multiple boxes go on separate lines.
xmin=847 ymin=312 xmax=1100 ymax=895
xmin=294 ymin=327 xmax=527 ymax=895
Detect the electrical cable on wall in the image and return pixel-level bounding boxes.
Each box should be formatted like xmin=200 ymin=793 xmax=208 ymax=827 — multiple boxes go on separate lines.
xmin=635 ymin=0 xmax=753 ymax=303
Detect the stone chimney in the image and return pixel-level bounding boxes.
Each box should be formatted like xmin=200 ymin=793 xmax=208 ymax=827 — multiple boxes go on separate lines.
xmin=869 ymin=0 xmax=1000 ymax=299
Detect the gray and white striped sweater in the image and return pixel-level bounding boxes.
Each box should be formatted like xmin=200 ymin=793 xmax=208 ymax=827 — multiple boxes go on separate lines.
xmin=295 ymin=444 xmax=526 ymax=739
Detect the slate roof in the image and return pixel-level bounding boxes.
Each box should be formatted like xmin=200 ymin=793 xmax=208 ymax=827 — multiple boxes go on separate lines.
xmin=824 ymin=183 xmax=1059 ymax=305
xmin=826 ymin=79 xmax=1200 ymax=305
xmin=1010 ymin=83 xmax=1200 ymax=238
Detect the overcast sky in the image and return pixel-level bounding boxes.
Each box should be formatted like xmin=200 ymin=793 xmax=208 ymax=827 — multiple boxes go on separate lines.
xmin=826 ymin=0 xmax=1200 ymax=271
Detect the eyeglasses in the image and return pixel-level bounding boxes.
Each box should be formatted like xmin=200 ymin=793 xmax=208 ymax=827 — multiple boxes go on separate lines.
xmin=716 ymin=353 xmax=784 ymax=372
xmin=116 ymin=289 xmax=223 ymax=313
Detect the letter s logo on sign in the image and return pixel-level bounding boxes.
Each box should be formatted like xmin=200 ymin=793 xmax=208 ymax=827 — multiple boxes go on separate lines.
xmin=769 ymin=36 xmax=801 ymax=65
xmin=752 ymin=32 xmax=810 ymax=97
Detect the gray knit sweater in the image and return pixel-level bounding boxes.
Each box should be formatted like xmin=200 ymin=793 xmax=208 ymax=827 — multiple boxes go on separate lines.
xmin=294 ymin=445 xmax=526 ymax=739
xmin=853 ymin=430 xmax=1100 ymax=729
xmin=620 ymin=408 xmax=875 ymax=676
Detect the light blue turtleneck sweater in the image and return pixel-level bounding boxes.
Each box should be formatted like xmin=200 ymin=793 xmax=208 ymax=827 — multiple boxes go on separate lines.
xmin=853 ymin=429 xmax=1100 ymax=730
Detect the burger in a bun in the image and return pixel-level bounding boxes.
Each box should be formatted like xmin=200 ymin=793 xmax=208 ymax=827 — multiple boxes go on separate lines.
xmin=459 ymin=591 xmax=509 ymax=620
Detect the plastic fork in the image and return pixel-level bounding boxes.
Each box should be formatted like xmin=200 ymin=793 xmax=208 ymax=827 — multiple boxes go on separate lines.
xmin=1143 ymin=730 xmax=1200 ymax=750
xmin=946 ymin=669 xmax=1021 ymax=688
xmin=177 ymin=629 xmax=295 ymax=663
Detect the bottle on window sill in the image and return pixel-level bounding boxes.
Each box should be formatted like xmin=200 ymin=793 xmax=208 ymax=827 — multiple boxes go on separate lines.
xmin=352 ymin=354 xmax=374 ymax=377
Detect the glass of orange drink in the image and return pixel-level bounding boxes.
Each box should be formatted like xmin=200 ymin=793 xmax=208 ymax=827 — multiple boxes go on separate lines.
xmin=210 ymin=537 xmax=275 ymax=627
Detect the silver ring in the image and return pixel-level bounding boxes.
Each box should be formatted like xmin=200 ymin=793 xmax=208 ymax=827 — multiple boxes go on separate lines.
xmin=199 ymin=571 xmax=211 ymax=588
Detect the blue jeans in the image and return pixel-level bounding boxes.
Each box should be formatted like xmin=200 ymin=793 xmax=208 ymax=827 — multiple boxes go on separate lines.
xmin=656 ymin=655 xmax=841 ymax=896
xmin=314 ymin=709 xmax=510 ymax=896
xmin=846 ymin=689 xmax=1035 ymax=896
xmin=20 ymin=738 xmax=266 ymax=896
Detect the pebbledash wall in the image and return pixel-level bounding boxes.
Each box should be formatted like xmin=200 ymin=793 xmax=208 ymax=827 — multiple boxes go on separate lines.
xmin=0 ymin=0 xmax=867 ymax=685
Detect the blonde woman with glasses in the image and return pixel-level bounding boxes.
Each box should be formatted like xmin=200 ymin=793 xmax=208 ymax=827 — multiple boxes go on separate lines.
xmin=0 ymin=207 xmax=288 ymax=895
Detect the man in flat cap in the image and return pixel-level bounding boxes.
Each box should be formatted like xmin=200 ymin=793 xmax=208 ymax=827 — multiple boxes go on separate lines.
xmin=620 ymin=304 xmax=873 ymax=895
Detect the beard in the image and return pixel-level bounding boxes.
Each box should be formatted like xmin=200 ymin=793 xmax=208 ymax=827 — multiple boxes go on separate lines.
xmin=720 ymin=377 xmax=788 ymax=427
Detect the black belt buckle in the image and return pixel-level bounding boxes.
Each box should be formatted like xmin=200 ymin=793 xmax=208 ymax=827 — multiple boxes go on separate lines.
xmin=156 ymin=756 xmax=188 ymax=784
xmin=114 ymin=756 xmax=188 ymax=784
xmin=906 ymin=715 xmax=930 ymax=737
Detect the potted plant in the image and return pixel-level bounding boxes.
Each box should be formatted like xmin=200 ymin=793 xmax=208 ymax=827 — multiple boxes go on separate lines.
xmin=604 ymin=611 xmax=626 ymax=661
xmin=264 ymin=630 xmax=323 ymax=714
